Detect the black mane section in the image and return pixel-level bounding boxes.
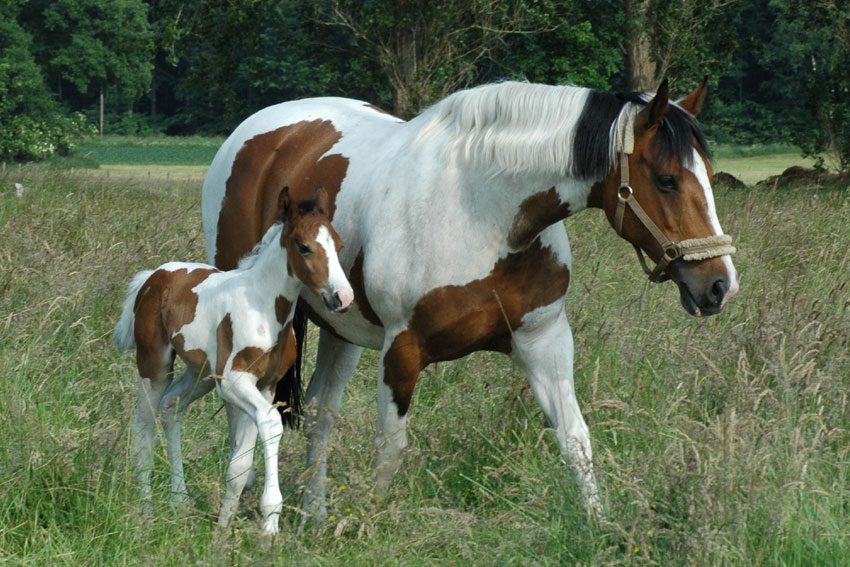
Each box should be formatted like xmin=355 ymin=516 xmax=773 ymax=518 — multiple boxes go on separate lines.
xmin=572 ymin=90 xmax=711 ymax=181
xmin=573 ymin=90 xmax=626 ymax=180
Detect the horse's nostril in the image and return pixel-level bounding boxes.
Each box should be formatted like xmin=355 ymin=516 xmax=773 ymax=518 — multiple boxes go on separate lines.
xmin=333 ymin=291 xmax=341 ymax=305
xmin=710 ymin=277 xmax=728 ymax=306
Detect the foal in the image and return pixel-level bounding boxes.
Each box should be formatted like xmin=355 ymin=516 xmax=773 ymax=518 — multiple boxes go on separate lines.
xmin=113 ymin=187 xmax=353 ymax=534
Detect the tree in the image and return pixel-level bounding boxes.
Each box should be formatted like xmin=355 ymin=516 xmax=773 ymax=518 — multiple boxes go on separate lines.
xmin=0 ymin=1 xmax=90 ymax=160
xmin=623 ymin=0 xmax=740 ymax=92
xmin=321 ymin=0 xmax=534 ymax=117
xmin=21 ymin=0 xmax=154 ymax=135
xmin=787 ymin=0 xmax=850 ymax=173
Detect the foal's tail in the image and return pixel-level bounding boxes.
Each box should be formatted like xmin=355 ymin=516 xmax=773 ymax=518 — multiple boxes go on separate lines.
xmin=275 ymin=306 xmax=308 ymax=428
xmin=112 ymin=270 xmax=154 ymax=353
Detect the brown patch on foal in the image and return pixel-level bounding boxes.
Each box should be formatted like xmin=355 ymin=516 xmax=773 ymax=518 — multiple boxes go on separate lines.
xmin=383 ymin=240 xmax=571 ymax=415
xmin=212 ymin=297 xmax=298 ymax=391
xmin=134 ymin=267 xmax=217 ymax=380
xmin=215 ymin=120 xmax=350 ymax=270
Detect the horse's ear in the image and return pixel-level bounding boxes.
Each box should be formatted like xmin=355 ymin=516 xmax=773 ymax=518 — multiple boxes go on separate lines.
xmin=314 ymin=185 xmax=330 ymax=215
xmin=638 ymin=78 xmax=669 ymax=131
xmin=677 ymin=75 xmax=708 ymax=116
xmin=278 ymin=186 xmax=293 ymax=220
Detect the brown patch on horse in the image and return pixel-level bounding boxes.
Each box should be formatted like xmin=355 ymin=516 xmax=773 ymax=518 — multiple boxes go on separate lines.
xmin=383 ymin=240 xmax=571 ymax=415
xmin=587 ymin=130 xmax=719 ymax=267
xmin=508 ymin=187 xmax=572 ymax=249
xmin=215 ymin=120 xmax=350 ymax=270
xmin=363 ymin=103 xmax=398 ymax=117
xmin=349 ymin=249 xmax=382 ymax=327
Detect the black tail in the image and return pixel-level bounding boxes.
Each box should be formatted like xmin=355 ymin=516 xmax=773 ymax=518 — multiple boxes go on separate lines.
xmin=276 ymin=306 xmax=308 ymax=428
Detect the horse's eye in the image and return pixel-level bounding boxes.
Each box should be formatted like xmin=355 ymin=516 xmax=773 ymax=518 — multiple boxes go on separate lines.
xmin=297 ymin=242 xmax=311 ymax=255
xmin=656 ymin=174 xmax=678 ymax=193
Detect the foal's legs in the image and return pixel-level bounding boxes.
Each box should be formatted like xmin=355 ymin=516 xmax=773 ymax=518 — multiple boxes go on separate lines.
xmin=510 ymin=309 xmax=602 ymax=516
xmin=301 ymin=330 xmax=363 ymax=519
xmin=217 ymin=371 xmax=283 ymax=534
xmin=158 ymin=367 xmax=215 ymax=504
xmin=131 ymin=355 xmax=173 ymax=504
xmin=218 ymin=402 xmax=259 ymax=528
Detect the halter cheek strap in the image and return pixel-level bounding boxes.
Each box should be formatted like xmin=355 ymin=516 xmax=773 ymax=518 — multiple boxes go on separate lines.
xmin=614 ymin=150 xmax=736 ymax=283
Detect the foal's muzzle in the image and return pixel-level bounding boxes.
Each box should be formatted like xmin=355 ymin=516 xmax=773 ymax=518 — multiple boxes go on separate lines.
xmin=322 ymin=290 xmax=350 ymax=313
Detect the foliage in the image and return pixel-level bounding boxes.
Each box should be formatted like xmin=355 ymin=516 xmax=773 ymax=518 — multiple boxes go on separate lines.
xmin=0 ymin=2 xmax=94 ymax=161
xmin=22 ymin=0 xmax=154 ymax=102
xmin=784 ymin=0 xmax=850 ymax=173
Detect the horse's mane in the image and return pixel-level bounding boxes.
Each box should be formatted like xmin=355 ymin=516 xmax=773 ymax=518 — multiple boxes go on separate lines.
xmin=413 ymin=81 xmax=710 ymax=181
xmin=237 ymin=222 xmax=284 ymax=270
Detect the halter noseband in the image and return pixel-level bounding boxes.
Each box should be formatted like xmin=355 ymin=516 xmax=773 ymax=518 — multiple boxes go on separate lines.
xmin=614 ymin=150 xmax=736 ymax=283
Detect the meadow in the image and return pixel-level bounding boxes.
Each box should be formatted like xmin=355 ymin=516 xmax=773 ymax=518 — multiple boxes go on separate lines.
xmin=0 ymin=141 xmax=848 ymax=566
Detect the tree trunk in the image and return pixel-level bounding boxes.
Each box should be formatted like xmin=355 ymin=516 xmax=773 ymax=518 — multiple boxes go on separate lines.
xmin=100 ymin=86 xmax=104 ymax=137
xmin=624 ymin=0 xmax=657 ymax=92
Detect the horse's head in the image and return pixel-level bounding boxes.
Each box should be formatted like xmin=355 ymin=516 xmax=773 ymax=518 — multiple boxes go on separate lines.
xmin=279 ymin=186 xmax=354 ymax=313
xmin=598 ymin=79 xmax=738 ymax=316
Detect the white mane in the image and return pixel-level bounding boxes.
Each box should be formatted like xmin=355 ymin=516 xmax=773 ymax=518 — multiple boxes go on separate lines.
xmin=236 ymin=222 xmax=284 ymax=270
xmin=412 ymin=82 xmax=586 ymax=178
xmin=412 ymin=81 xmax=650 ymax=181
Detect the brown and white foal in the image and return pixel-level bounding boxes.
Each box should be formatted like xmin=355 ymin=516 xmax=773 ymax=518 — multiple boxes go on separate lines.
xmin=113 ymin=187 xmax=353 ymax=534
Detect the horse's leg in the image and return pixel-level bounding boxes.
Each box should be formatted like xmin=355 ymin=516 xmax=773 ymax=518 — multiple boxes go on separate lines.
xmin=372 ymin=332 xmax=424 ymax=494
xmin=130 ymin=352 xmax=174 ymax=505
xmin=217 ymin=371 xmax=283 ymax=534
xmin=158 ymin=367 xmax=215 ymax=505
xmin=511 ymin=310 xmax=603 ymax=516
xmin=301 ymin=329 xmax=363 ymax=520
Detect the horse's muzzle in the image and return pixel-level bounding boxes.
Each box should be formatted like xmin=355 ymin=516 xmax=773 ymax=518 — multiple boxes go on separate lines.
xmin=675 ymin=269 xmax=737 ymax=317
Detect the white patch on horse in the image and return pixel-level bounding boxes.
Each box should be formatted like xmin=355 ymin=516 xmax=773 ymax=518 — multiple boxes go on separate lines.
xmin=686 ymin=149 xmax=739 ymax=296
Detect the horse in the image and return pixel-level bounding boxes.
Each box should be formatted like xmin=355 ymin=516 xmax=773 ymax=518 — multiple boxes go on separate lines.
xmin=201 ymin=78 xmax=739 ymax=519
xmin=113 ymin=187 xmax=353 ymax=534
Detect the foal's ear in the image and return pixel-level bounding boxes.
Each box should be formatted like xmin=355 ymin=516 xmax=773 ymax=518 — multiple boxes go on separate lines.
xmin=677 ymin=75 xmax=708 ymax=116
xmin=638 ymin=78 xmax=669 ymax=131
xmin=278 ymin=186 xmax=293 ymax=220
xmin=314 ymin=185 xmax=330 ymax=215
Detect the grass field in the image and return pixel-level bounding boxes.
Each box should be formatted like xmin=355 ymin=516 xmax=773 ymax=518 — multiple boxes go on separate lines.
xmin=1 ymin=143 xmax=848 ymax=566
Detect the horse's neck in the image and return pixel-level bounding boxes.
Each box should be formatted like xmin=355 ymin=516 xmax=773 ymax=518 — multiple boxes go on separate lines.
xmin=443 ymin=166 xmax=593 ymax=252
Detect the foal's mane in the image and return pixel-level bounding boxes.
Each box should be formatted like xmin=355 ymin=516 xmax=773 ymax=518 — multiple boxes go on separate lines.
xmin=413 ymin=81 xmax=710 ymax=181
xmin=237 ymin=222 xmax=284 ymax=270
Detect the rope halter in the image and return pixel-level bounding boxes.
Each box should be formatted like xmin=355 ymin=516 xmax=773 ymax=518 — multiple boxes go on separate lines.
xmin=614 ymin=149 xmax=736 ymax=283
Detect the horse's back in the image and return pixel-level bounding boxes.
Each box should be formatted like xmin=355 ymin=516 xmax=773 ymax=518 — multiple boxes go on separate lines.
xmin=203 ymin=98 xmax=403 ymax=269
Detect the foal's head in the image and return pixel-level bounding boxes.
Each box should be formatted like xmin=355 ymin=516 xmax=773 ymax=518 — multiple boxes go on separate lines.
xmin=598 ymin=79 xmax=739 ymax=316
xmin=278 ymin=186 xmax=353 ymax=312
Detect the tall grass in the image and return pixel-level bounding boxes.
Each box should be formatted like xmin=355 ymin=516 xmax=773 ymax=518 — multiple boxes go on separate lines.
xmin=0 ymin=170 xmax=847 ymax=566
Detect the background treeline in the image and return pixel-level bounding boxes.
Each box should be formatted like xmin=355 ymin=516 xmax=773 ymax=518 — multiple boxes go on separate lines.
xmin=2 ymin=0 xmax=849 ymax=171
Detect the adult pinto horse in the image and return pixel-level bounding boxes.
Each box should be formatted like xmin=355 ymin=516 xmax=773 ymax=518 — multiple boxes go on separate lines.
xmin=202 ymin=79 xmax=738 ymax=518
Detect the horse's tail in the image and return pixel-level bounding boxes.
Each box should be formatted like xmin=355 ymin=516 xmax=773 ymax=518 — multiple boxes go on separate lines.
xmin=276 ymin=306 xmax=308 ymax=428
xmin=112 ymin=270 xmax=154 ymax=353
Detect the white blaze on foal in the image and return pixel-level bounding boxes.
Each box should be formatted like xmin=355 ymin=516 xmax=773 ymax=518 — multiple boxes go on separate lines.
xmin=113 ymin=186 xmax=352 ymax=534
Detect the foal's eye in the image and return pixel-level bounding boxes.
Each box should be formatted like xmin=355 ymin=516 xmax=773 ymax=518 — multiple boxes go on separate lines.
xmin=297 ymin=242 xmax=311 ymax=255
xmin=655 ymin=174 xmax=678 ymax=193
